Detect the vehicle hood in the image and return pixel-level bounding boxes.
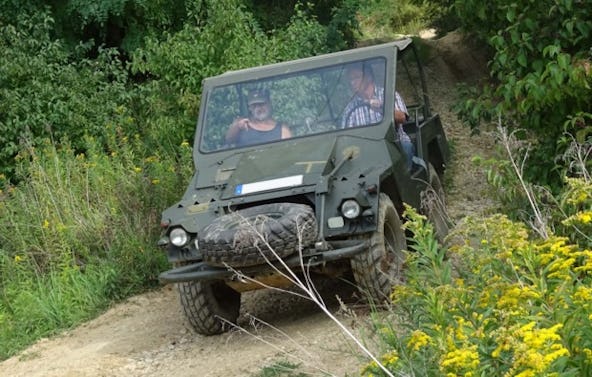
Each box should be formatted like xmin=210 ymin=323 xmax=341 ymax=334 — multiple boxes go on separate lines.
xmin=196 ymin=137 xmax=341 ymax=201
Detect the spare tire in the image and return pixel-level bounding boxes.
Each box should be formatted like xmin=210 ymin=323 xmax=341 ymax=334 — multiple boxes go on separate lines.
xmin=200 ymin=203 xmax=317 ymax=267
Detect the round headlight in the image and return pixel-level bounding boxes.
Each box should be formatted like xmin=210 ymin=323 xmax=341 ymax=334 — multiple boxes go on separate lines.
xmin=341 ymin=199 xmax=361 ymax=219
xmin=170 ymin=228 xmax=189 ymax=247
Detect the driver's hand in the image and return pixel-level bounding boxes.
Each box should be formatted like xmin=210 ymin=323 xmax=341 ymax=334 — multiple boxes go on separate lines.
xmin=234 ymin=118 xmax=250 ymax=130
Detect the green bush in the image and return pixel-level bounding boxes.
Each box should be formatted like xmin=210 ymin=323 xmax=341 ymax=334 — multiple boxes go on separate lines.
xmin=362 ymin=209 xmax=592 ymax=376
xmin=0 ymin=11 xmax=132 ymax=178
xmin=452 ymin=0 xmax=592 ymax=186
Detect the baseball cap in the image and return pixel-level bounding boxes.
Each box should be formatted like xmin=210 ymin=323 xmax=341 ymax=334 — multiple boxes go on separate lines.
xmin=247 ymin=89 xmax=270 ymax=105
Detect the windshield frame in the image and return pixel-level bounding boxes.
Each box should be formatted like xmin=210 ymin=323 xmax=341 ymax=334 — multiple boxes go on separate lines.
xmin=193 ymin=40 xmax=407 ymax=158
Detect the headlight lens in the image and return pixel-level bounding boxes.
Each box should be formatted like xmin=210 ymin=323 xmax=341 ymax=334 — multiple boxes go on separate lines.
xmin=170 ymin=228 xmax=189 ymax=247
xmin=341 ymin=199 xmax=361 ymax=219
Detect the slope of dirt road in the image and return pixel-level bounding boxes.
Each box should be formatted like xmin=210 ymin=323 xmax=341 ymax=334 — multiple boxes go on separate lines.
xmin=0 ymin=32 xmax=498 ymax=377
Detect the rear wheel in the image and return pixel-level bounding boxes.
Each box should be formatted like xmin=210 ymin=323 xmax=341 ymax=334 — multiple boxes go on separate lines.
xmin=421 ymin=164 xmax=450 ymax=243
xmin=177 ymin=279 xmax=240 ymax=335
xmin=351 ymin=193 xmax=407 ymax=303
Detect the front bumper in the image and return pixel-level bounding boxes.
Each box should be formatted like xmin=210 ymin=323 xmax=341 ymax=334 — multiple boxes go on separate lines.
xmin=159 ymin=239 xmax=369 ymax=283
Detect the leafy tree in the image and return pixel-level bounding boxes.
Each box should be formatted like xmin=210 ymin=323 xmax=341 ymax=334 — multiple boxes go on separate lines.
xmin=131 ymin=0 xmax=332 ymax=143
xmin=0 ymin=11 xmax=133 ymax=177
xmin=452 ymin=0 xmax=592 ymax=186
xmin=246 ymin=0 xmax=360 ymax=50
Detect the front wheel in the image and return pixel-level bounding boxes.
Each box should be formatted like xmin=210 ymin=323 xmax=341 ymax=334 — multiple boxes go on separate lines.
xmin=177 ymin=280 xmax=241 ymax=335
xmin=351 ymin=193 xmax=407 ymax=303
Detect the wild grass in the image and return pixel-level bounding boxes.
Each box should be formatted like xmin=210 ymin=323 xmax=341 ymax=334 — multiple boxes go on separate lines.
xmin=357 ymin=0 xmax=434 ymax=39
xmin=0 ymin=135 xmax=192 ymax=360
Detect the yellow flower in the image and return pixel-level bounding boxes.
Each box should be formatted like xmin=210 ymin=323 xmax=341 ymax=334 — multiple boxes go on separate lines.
xmin=181 ymin=140 xmax=190 ymax=148
xmin=578 ymin=211 xmax=592 ymax=224
xmin=14 ymin=255 xmax=22 ymax=263
xmin=151 ymin=179 xmax=160 ymax=185
xmin=572 ymin=286 xmax=592 ymax=304
xmin=42 ymin=219 xmax=50 ymax=229
xmin=440 ymin=345 xmax=479 ymax=373
xmin=133 ymin=167 xmax=142 ymax=173
xmin=407 ymin=330 xmax=432 ymax=351
xmin=381 ymin=350 xmax=399 ymax=366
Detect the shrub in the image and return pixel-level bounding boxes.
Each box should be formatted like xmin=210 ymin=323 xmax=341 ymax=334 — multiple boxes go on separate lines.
xmin=452 ymin=0 xmax=592 ymax=186
xmin=362 ymin=208 xmax=592 ymax=376
xmin=0 ymin=11 xmax=132 ymax=178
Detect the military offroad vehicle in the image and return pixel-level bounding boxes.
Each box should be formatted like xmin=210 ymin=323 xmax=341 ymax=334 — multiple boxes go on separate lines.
xmin=158 ymin=38 xmax=450 ymax=335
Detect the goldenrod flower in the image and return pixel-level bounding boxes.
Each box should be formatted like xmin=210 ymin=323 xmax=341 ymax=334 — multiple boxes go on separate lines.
xmin=578 ymin=211 xmax=592 ymax=224
xmin=407 ymin=330 xmax=432 ymax=351
xmin=381 ymin=350 xmax=399 ymax=366
xmin=440 ymin=345 xmax=479 ymax=373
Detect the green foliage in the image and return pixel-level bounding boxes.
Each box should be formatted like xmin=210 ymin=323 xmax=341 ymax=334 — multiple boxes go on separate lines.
xmin=473 ymin=135 xmax=591 ymax=249
xmin=130 ymin=0 xmax=332 ymax=145
xmin=254 ymin=360 xmax=307 ymax=377
xmin=425 ymin=0 xmax=460 ymax=35
xmin=358 ymin=0 xmax=457 ymax=39
xmin=364 ymin=208 xmax=592 ymax=376
xmin=247 ymin=0 xmax=360 ymax=50
xmin=452 ymin=0 xmax=592 ymax=186
xmin=132 ymin=0 xmax=330 ymax=84
xmin=0 ymin=133 xmax=192 ymax=359
xmin=47 ymin=0 xmax=188 ymax=53
xmin=358 ymin=0 xmax=432 ymax=38
xmin=324 ymin=0 xmax=360 ymax=50
xmin=0 ymin=11 xmax=132 ymax=178
xmin=557 ymin=177 xmax=592 ymax=249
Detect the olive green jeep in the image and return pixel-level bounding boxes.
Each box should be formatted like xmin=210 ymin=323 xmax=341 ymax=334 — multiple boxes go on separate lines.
xmin=158 ymin=38 xmax=450 ymax=335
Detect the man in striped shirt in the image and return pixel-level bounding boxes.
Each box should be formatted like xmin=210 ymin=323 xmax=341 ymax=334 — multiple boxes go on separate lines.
xmin=341 ymin=63 xmax=415 ymax=170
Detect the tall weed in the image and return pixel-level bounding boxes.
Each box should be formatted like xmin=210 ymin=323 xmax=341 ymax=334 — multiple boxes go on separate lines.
xmin=0 ymin=132 xmax=192 ymax=360
xmin=361 ymin=137 xmax=592 ymax=376
xmin=363 ymin=208 xmax=592 ymax=376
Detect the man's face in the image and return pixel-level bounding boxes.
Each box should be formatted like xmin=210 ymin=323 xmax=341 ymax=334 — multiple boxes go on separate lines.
xmin=249 ymin=101 xmax=271 ymax=121
xmin=347 ymin=68 xmax=370 ymax=94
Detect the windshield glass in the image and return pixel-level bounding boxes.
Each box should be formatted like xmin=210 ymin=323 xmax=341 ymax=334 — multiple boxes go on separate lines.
xmin=199 ymin=58 xmax=387 ymax=153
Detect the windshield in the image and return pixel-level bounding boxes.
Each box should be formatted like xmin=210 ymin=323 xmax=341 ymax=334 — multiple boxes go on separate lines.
xmin=199 ymin=58 xmax=387 ymax=153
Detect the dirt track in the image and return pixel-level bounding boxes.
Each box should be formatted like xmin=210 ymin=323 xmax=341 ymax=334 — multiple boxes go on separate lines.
xmin=0 ymin=32 xmax=497 ymax=377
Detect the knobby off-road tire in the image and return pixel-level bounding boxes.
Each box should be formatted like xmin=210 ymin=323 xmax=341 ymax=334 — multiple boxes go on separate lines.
xmin=351 ymin=193 xmax=407 ymax=303
xmin=177 ymin=279 xmax=240 ymax=335
xmin=200 ymin=203 xmax=317 ymax=267
xmin=421 ymin=163 xmax=450 ymax=243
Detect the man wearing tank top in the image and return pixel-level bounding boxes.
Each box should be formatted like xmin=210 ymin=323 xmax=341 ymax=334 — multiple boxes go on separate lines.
xmin=225 ymin=89 xmax=292 ymax=147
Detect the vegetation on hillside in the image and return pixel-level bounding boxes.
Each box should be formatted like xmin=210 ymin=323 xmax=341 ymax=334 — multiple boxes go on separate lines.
xmin=362 ymin=136 xmax=592 ymax=376
xmin=452 ymin=0 xmax=592 ymax=187
xmin=0 ymin=0 xmax=590 ymax=373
